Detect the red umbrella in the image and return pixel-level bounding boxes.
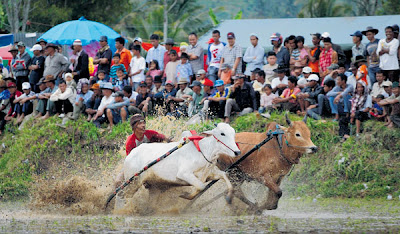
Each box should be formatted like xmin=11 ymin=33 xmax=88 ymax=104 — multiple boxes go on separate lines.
xmin=0 ymin=45 xmax=13 ymax=60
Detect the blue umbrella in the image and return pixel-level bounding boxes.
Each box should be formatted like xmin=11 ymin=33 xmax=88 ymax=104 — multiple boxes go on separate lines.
xmin=38 ymin=16 xmax=121 ymax=52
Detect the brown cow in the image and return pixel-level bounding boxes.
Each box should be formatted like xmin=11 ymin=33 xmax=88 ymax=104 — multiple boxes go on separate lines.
xmin=217 ymin=114 xmax=317 ymax=211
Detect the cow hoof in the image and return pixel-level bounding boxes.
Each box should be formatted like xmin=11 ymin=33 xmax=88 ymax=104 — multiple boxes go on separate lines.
xmin=225 ymin=195 xmax=232 ymax=204
xmin=179 ymin=192 xmax=192 ymax=200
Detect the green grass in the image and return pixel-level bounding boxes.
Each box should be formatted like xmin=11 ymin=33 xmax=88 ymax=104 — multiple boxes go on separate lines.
xmin=0 ymin=112 xmax=399 ymax=200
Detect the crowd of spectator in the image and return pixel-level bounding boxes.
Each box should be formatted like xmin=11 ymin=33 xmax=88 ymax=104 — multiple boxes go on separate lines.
xmin=1 ymin=24 xmax=400 ymax=141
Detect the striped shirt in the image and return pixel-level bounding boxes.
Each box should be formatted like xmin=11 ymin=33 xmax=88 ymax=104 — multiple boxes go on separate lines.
xmin=221 ymin=43 xmax=243 ymax=74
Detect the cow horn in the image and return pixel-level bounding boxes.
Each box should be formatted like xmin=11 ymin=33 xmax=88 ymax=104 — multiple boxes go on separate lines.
xmin=303 ymin=114 xmax=308 ymax=124
xmin=214 ymin=123 xmax=218 ymax=127
xmin=285 ymin=113 xmax=292 ymax=126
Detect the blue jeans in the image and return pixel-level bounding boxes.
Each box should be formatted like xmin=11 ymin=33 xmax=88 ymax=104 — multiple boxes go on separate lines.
xmin=329 ymin=94 xmax=351 ymax=114
xmin=368 ymin=66 xmax=380 ymax=85
xmin=207 ymin=66 xmax=218 ymax=83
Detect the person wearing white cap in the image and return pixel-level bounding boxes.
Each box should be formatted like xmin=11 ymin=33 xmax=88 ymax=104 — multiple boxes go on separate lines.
xmin=297 ymin=74 xmax=323 ymax=115
xmin=94 ymin=36 xmax=112 ymax=77
xmin=243 ymin=33 xmax=265 ymax=77
xmin=71 ymin=39 xmax=89 ymax=82
xmin=29 ymin=44 xmax=45 ymax=93
xmin=13 ymin=82 xmax=36 ymax=124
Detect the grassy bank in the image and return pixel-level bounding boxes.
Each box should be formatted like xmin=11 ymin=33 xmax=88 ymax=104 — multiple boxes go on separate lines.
xmin=0 ymin=113 xmax=399 ymax=200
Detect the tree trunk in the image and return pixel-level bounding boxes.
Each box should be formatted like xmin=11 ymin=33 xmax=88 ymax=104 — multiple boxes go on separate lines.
xmin=163 ymin=0 xmax=168 ymax=42
xmin=21 ymin=0 xmax=31 ymax=33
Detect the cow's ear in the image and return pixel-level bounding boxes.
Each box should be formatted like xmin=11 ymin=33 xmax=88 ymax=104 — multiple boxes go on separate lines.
xmin=201 ymin=130 xmax=213 ymax=137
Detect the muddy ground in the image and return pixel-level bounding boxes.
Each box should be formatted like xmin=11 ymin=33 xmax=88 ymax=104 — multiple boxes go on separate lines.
xmin=1 ymin=180 xmax=399 ymax=233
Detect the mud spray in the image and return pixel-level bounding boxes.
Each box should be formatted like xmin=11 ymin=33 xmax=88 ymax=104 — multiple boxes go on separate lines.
xmin=29 ymin=116 xmax=270 ymax=216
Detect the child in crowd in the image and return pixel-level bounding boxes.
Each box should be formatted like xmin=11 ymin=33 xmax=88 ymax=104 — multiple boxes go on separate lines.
xmin=110 ymin=53 xmax=127 ymax=85
xmin=146 ymin=60 xmax=162 ymax=80
xmin=13 ymin=82 xmax=35 ymax=124
xmin=64 ymin=72 xmax=77 ymax=92
xmin=96 ymin=70 xmax=107 ymax=86
xmin=370 ymin=94 xmax=385 ymax=119
xmin=258 ymin=84 xmax=276 ymax=118
xmin=220 ymin=63 xmax=232 ymax=85
xmin=176 ymin=53 xmax=193 ymax=83
xmin=262 ymin=51 xmax=278 ymax=83
xmin=115 ymin=68 xmax=128 ymax=91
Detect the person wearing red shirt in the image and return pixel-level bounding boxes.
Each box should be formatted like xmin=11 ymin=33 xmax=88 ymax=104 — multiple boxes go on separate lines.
xmin=114 ymin=37 xmax=132 ymax=73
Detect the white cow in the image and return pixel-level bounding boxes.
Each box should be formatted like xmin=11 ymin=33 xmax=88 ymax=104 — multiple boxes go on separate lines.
xmin=122 ymin=123 xmax=241 ymax=205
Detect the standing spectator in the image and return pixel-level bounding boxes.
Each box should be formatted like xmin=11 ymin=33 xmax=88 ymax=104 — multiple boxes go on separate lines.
xmin=176 ymin=53 xmax=193 ymax=83
xmin=94 ymin=36 xmax=112 ymax=78
xmin=350 ymin=31 xmax=366 ymax=61
xmin=162 ymin=38 xmax=175 ymax=70
xmin=270 ymin=32 xmax=290 ymax=66
xmin=37 ymin=39 xmax=47 ymax=50
xmin=29 ymin=44 xmax=45 ymax=93
xmin=115 ymin=37 xmax=132 ymax=72
xmin=243 ymin=33 xmax=264 ymax=77
xmin=163 ymin=50 xmax=179 ymax=85
xmin=146 ymin=34 xmax=166 ymax=71
xmin=271 ymin=65 xmax=289 ymax=95
xmin=43 ymin=43 xmax=69 ymax=84
xmin=319 ymin=37 xmax=338 ymax=78
xmin=71 ymin=39 xmax=89 ymax=82
xmin=13 ymin=82 xmax=35 ymax=124
xmin=92 ymin=82 xmax=115 ymax=126
xmin=129 ymin=45 xmax=146 ymax=91
xmin=224 ymin=75 xmax=256 ymax=123
xmin=308 ymin=33 xmax=322 ymax=74
xmin=13 ymin=42 xmax=32 ymax=91
xmin=50 ymin=80 xmax=76 ymax=118
xmin=350 ymin=81 xmax=372 ymax=137
xmin=272 ymin=76 xmax=301 ymax=112
xmin=262 ymin=51 xmax=278 ymax=83
xmin=291 ymin=36 xmax=309 ymax=67
xmin=327 ymin=74 xmax=353 ymax=121
xmin=321 ymin=32 xmax=346 ymax=65
xmin=187 ymin=32 xmax=204 ymax=77
xmin=72 ymin=82 xmax=93 ymax=120
xmin=207 ymin=30 xmax=226 ymax=82
xmin=86 ymin=83 xmax=103 ymax=121
xmin=377 ymin=26 xmax=399 ymax=82
xmin=362 ymin=26 xmax=380 ymax=85
xmin=8 ymin=45 xmax=18 ymax=78
xmin=219 ymin=32 xmax=242 ymax=77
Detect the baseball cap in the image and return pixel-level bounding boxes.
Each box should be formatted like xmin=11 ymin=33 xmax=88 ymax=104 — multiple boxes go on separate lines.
xmin=100 ymin=36 xmax=108 ymax=42
xmin=31 ymin=44 xmax=43 ymax=51
xmin=302 ymin=67 xmax=312 ymax=74
xmin=270 ymin=32 xmax=281 ymax=41
xmin=17 ymin=41 xmax=25 ymax=47
xmin=22 ymin=82 xmax=31 ymax=90
xmin=73 ymin=39 xmax=82 ymax=46
xmin=197 ymin=69 xmax=206 ymax=75
xmin=190 ymin=80 xmax=202 ymax=87
xmin=112 ymin=91 xmax=124 ymax=97
xmin=36 ymin=77 xmax=45 ymax=86
xmin=350 ymin=31 xmax=363 ymax=38
xmin=134 ymin=37 xmax=143 ymax=43
xmin=203 ymin=79 xmax=214 ymax=87
xmin=307 ymin=74 xmax=319 ymax=82
xmin=215 ymin=80 xmax=224 ymax=87
xmin=7 ymin=82 xmax=16 ymax=88
xmin=165 ymin=80 xmax=174 ymax=86
xmin=139 ymin=81 xmax=147 ymax=87
xmin=321 ymin=32 xmax=330 ymax=38
xmin=383 ymin=81 xmax=393 ymax=87
xmin=227 ymin=32 xmax=235 ymax=39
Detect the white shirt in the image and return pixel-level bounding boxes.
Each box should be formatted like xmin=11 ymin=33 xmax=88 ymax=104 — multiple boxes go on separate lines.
xmin=98 ymin=95 xmax=115 ymax=112
xmin=146 ymin=45 xmax=166 ymax=70
xmin=376 ymin=38 xmax=399 ymax=70
xmin=209 ymin=42 xmax=225 ymax=68
xmin=164 ymin=60 xmax=180 ymax=84
xmin=130 ymin=56 xmax=146 ymax=83
xmin=347 ymin=74 xmax=357 ymax=93
xmin=243 ymin=44 xmax=265 ymax=76
xmin=271 ymin=76 xmax=288 ymax=90
xmin=370 ymin=82 xmax=385 ymax=98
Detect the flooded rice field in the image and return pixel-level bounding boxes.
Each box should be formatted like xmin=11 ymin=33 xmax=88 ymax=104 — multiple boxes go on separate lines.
xmin=1 ymin=180 xmax=399 ymax=233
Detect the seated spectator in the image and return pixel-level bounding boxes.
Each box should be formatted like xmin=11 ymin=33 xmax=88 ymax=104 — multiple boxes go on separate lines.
xmin=64 ymin=72 xmax=77 ymax=91
xmin=321 ymin=63 xmax=339 ymax=86
xmin=156 ymin=80 xmax=176 ymax=112
xmin=253 ymin=70 xmax=268 ymax=92
xmin=92 ymin=82 xmax=114 ymax=127
xmin=129 ymin=45 xmax=145 ymax=92
xmin=370 ymin=94 xmax=385 ymax=119
xmin=135 ymin=81 xmax=153 ymax=116
xmin=176 ymin=53 xmax=193 ymax=83
xmin=297 ymin=74 xmax=323 ymax=115
xmin=347 ymin=63 xmax=357 ymax=92
xmin=258 ymin=84 xmax=277 ymax=118
xmin=96 ymin=70 xmax=107 ymax=86
xmin=220 ymin=63 xmax=232 ymax=85
xmin=383 ymin=80 xmax=393 ymax=97
xmin=115 ymin=68 xmax=128 ymax=91
xmin=327 ymin=74 xmax=353 ymax=121
xmin=163 ymin=50 xmax=179 ymax=85
xmin=110 ymin=53 xmax=127 ymax=85
xmin=0 ymin=80 xmax=10 ymax=101
xmin=146 ymin=59 xmax=162 ymax=80
xmin=122 ymin=85 xmax=139 ymax=116
xmin=86 ymin=83 xmax=103 ymax=121
xmin=224 ymin=75 xmax=257 ymax=123
xmin=262 ymin=51 xmax=278 ymax=83
xmin=354 ymin=55 xmax=369 ymax=87
xmin=106 ymin=91 xmax=129 ymax=128
xmin=298 ymin=66 xmax=312 ymax=89
xmin=0 ymin=83 xmax=18 ymax=135
xmin=306 ymin=79 xmax=335 ymax=120
xmin=152 ymin=75 xmax=164 ymax=95
xmin=195 ymin=69 xmax=207 ymax=84
xmin=371 ymin=71 xmax=387 ymax=102
xmin=168 ymin=78 xmax=192 ymax=116
xmin=185 ymin=80 xmax=206 ymax=117
xmin=39 ymin=75 xmax=58 ymax=120
xmin=72 ymin=82 xmax=93 ymax=120
xmin=350 ymin=81 xmax=372 ymax=137
xmin=202 ymin=79 xmax=229 ymax=119
xmin=272 ymin=76 xmax=301 ymax=112
xmin=13 ymin=82 xmax=35 ymax=124
xmin=30 ymin=78 xmax=46 ymax=116
xmin=291 ymin=61 xmax=304 ymax=79
xmin=50 ymin=80 xmax=76 ymax=118
xmin=250 ymin=68 xmax=261 ymax=82
xmin=379 ymin=82 xmax=400 ymax=128
xmin=271 ymin=65 xmax=289 ymax=95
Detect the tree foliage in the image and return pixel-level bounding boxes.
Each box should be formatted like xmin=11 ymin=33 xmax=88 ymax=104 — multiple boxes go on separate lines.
xmin=298 ymin=0 xmax=353 ymax=18
xmin=378 ymin=0 xmax=400 ymax=15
